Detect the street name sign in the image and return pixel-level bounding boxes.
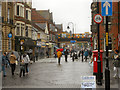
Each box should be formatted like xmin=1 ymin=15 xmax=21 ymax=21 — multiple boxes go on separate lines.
xmin=81 ymin=76 xmax=96 ymax=88
xmin=94 ymin=14 xmax=103 ymax=24
xmin=8 ymin=33 xmax=12 ymax=38
xmin=70 ymin=40 xmax=76 ymax=43
xmin=101 ymin=0 xmax=112 ymax=16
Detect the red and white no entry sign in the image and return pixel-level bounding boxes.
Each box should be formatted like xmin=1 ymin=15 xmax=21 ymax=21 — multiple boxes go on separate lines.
xmin=93 ymin=14 xmax=103 ymax=24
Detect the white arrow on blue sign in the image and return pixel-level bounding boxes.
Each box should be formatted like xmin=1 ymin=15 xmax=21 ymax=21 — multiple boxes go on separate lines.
xmin=101 ymin=0 xmax=112 ymax=16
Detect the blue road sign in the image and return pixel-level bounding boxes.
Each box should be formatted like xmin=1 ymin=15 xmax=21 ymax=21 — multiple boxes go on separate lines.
xmin=8 ymin=33 xmax=12 ymax=38
xmin=101 ymin=0 xmax=112 ymax=16
xmin=70 ymin=40 xmax=76 ymax=43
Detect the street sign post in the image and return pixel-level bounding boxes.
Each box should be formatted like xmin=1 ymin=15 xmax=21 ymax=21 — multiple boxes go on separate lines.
xmin=101 ymin=0 xmax=112 ymax=89
xmin=94 ymin=14 xmax=103 ymax=24
xmin=101 ymin=0 xmax=112 ymax=16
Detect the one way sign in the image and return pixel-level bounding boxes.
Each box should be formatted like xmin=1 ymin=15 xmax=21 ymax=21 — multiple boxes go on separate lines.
xmin=101 ymin=0 xmax=112 ymax=16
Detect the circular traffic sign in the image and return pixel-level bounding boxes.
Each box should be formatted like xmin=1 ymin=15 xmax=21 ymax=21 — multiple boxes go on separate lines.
xmin=93 ymin=14 xmax=103 ymax=24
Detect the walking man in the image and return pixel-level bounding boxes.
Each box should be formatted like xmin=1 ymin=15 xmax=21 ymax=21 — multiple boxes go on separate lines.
xmin=57 ymin=50 xmax=62 ymax=65
xmin=81 ymin=50 xmax=84 ymax=62
xmin=9 ymin=52 xmax=17 ymax=75
xmin=64 ymin=49 xmax=68 ymax=62
xmin=2 ymin=53 xmax=7 ymax=77
xmin=84 ymin=50 xmax=89 ymax=62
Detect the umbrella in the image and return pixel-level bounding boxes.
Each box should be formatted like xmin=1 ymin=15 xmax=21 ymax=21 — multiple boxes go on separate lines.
xmin=56 ymin=48 xmax=63 ymax=52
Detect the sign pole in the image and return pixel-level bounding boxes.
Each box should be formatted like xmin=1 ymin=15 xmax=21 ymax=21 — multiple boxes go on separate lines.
xmin=96 ymin=1 xmax=102 ymax=85
xmin=105 ymin=16 xmax=110 ymax=90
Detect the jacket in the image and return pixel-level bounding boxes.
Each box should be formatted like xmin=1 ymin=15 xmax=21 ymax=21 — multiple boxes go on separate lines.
xmin=9 ymin=54 xmax=16 ymax=64
xmin=57 ymin=51 xmax=62 ymax=58
xmin=2 ymin=55 xmax=6 ymax=65
xmin=22 ymin=54 xmax=30 ymax=64
xmin=84 ymin=51 xmax=89 ymax=56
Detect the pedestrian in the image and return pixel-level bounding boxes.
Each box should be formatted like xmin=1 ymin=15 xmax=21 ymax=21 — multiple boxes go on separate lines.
xmin=64 ymin=49 xmax=68 ymax=62
xmin=19 ymin=55 xmax=26 ymax=77
xmin=2 ymin=52 xmax=7 ymax=77
xmin=9 ymin=52 xmax=17 ymax=75
xmin=46 ymin=51 xmax=49 ymax=58
xmin=57 ymin=50 xmax=62 ymax=65
xmin=89 ymin=50 xmax=92 ymax=59
xmin=6 ymin=52 xmax=10 ymax=68
xmin=81 ymin=50 xmax=84 ymax=62
xmin=84 ymin=50 xmax=89 ymax=62
xmin=78 ymin=50 xmax=81 ymax=59
xmin=22 ymin=53 xmax=30 ymax=74
xmin=113 ymin=50 xmax=120 ymax=78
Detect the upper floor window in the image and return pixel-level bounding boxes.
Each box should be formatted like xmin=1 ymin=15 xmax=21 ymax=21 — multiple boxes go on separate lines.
xmin=16 ymin=23 xmax=20 ymax=35
xmin=17 ymin=5 xmax=19 ymax=16
xmin=26 ymin=10 xmax=28 ymax=19
xmin=8 ymin=8 xmax=10 ymax=23
xmin=26 ymin=9 xmax=31 ymax=20
xmin=26 ymin=26 xmax=28 ymax=37
xmin=17 ymin=4 xmax=24 ymax=17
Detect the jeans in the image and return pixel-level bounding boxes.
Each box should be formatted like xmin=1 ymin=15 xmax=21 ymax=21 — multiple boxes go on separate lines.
xmin=58 ymin=57 xmax=61 ymax=64
xmin=20 ymin=66 xmax=25 ymax=77
xmin=25 ymin=63 xmax=29 ymax=73
xmin=10 ymin=64 xmax=16 ymax=75
xmin=2 ymin=65 xmax=6 ymax=76
xmin=114 ymin=67 xmax=120 ymax=78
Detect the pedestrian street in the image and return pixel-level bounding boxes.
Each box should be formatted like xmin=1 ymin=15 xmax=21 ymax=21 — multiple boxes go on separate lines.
xmin=2 ymin=56 xmax=120 ymax=89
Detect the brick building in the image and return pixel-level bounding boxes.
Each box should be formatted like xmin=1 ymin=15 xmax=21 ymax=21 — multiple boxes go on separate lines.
xmin=91 ymin=1 xmax=120 ymax=52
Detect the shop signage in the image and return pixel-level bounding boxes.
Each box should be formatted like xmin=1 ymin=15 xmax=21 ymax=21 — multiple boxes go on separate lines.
xmin=81 ymin=76 xmax=96 ymax=88
xmin=37 ymin=41 xmax=41 ymax=46
xmin=20 ymin=40 xmax=24 ymax=45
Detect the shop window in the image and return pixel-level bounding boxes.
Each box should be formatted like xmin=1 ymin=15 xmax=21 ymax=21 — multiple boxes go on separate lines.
xmin=37 ymin=33 xmax=40 ymax=39
xmin=21 ymin=24 xmax=24 ymax=36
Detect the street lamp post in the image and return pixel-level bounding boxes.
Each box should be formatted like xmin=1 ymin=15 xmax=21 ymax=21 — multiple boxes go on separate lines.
xmin=67 ymin=22 xmax=75 ymax=61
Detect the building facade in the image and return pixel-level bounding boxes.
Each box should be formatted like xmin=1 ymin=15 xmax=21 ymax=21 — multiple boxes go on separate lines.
xmin=91 ymin=1 xmax=120 ymax=52
xmin=1 ymin=2 xmax=15 ymax=53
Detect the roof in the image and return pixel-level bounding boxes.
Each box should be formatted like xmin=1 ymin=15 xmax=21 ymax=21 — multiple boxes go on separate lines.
xmin=35 ymin=23 xmax=46 ymax=30
xmin=36 ymin=10 xmax=53 ymax=23
xmin=32 ymin=8 xmax=47 ymax=23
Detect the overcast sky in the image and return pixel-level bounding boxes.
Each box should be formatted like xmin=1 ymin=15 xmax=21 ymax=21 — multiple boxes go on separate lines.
xmin=32 ymin=0 xmax=92 ymax=33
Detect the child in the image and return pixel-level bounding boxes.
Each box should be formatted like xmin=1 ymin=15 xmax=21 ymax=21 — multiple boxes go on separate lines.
xmin=19 ymin=54 xmax=26 ymax=77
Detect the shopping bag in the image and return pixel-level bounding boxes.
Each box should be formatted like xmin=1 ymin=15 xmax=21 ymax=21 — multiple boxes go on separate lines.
xmin=15 ymin=61 xmax=18 ymax=65
xmin=114 ymin=67 xmax=116 ymax=71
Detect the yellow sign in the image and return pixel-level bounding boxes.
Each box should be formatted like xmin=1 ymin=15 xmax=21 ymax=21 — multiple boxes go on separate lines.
xmin=106 ymin=33 xmax=108 ymax=46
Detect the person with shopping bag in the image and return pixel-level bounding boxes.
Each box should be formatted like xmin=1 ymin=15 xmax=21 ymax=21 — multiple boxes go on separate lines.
xmin=57 ymin=50 xmax=62 ymax=65
xmin=113 ymin=50 xmax=120 ymax=78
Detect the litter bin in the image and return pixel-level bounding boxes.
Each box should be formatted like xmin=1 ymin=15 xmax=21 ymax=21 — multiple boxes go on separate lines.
xmin=92 ymin=50 xmax=103 ymax=78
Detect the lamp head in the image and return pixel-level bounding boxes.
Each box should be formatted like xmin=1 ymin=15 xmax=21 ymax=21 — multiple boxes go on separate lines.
xmin=67 ymin=26 xmax=70 ymax=29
